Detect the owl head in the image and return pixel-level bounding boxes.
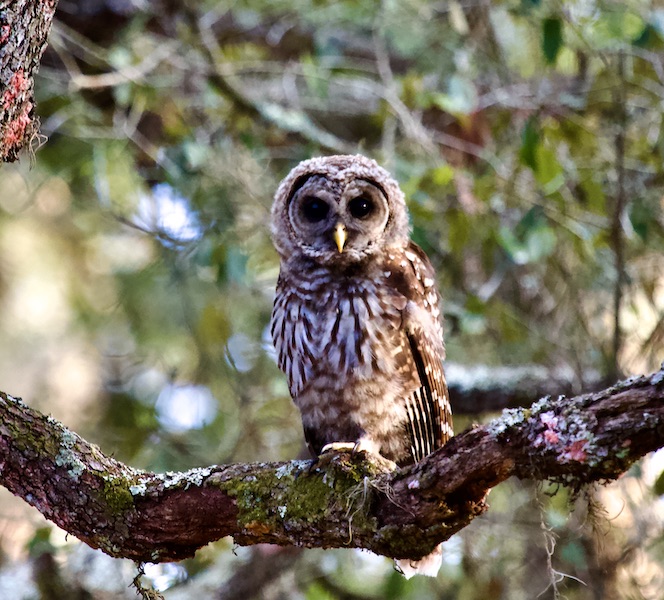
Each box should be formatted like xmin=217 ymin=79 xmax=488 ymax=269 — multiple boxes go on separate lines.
xmin=271 ymin=155 xmax=410 ymax=265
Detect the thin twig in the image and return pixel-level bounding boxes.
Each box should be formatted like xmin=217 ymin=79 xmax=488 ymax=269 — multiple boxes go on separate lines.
xmin=610 ymin=51 xmax=627 ymax=379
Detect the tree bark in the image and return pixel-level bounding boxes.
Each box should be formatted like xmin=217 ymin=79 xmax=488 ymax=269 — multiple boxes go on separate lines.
xmin=0 ymin=367 xmax=662 ymax=564
xmin=0 ymin=0 xmax=58 ymax=162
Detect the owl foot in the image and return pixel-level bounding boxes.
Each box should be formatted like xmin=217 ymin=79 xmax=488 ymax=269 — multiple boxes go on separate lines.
xmin=351 ymin=439 xmax=398 ymax=472
xmin=315 ymin=440 xmax=397 ymax=473
xmin=310 ymin=442 xmax=355 ymax=471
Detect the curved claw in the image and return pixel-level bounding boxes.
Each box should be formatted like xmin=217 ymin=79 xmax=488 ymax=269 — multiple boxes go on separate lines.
xmin=321 ymin=442 xmax=356 ymax=454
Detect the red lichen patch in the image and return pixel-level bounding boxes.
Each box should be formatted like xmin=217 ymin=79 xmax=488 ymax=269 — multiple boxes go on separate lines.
xmin=42 ymin=0 xmax=58 ymax=20
xmin=0 ymin=24 xmax=10 ymax=45
xmin=562 ymin=439 xmax=588 ymax=463
xmin=2 ymin=101 xmax=32 ymax=149
xmin=533 ymin=409 xmax=593 ymax=464
xmin=534 ymin=411 xmax=560 ymax=449
xmin=3 ymin=68 xmax=30 ymax=110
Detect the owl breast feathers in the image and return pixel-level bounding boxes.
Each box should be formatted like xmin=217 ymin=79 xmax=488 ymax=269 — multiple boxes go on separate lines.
xmin=270 ymin=154 xmax=452 ymax=467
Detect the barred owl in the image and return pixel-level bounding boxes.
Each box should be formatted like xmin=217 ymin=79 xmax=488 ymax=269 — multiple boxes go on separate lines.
xmin=270 ymin=155 xmax=452 ymax=577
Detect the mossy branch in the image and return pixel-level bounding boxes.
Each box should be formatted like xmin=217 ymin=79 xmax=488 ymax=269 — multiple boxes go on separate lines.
xmin=0 ymin=367 xmax=663 ymax=563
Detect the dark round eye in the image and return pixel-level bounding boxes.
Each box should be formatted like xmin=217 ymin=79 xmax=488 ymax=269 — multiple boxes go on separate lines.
xmin=301 ymin=196 xmax=329 ymax=223
xmin=348 ymin=196 xmax=374 ymax=219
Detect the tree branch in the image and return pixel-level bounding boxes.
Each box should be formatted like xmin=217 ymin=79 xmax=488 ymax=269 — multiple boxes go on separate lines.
xmin=192 ymin=10 xmax=355 ymax=155
xmin=1 ymin=368 xmax=662 ymax=564
xmin=446 ymin=362 xmax=608 ymax=414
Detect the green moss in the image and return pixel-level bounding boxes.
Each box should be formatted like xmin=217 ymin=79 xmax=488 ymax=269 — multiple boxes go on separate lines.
xmin=222 ymin=466 xmax=335 ymax=527
xmin=101 ymin=475 xmax=135 ymax=515
xmin=213 ymin=456 xmax=384 ymax=535
xmin=1 ymin=399 xmax=61 ymax=460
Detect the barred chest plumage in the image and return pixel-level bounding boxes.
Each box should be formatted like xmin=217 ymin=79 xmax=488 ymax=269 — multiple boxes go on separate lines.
xmin=272 ymin=266 xmax=404 ymax=392
xmin=270 ymin=256 xmax=422 ymax=462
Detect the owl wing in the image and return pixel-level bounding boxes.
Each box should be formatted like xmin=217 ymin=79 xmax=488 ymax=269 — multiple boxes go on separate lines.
xmin=387 ymin=242 xmax=453 ymax=463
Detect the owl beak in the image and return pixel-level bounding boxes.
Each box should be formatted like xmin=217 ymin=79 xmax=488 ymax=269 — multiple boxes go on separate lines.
xmin=333 ymin=223 xmax=347 ymax=253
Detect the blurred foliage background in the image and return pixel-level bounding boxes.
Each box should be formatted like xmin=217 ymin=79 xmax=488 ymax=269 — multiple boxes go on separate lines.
xmin=1 ymin=0 xmax=663 ymax=598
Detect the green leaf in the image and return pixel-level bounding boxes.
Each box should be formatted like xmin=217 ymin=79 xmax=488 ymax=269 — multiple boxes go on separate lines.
xmin=430 ymin=164 xmax=455 ymax=187
xmin=542 ymin=17 xmax=563 ymax=64
xmin=197 ymin=303 xmax=230 ymax=346
xmin=654 ymin=469 xmax=664 ymax=496
xmin=499 ymin=208 xmax=557 ymax=264
xmin=447 ymin=209 xmax=471 ymax=255
xmin=519 ymin=117 xmax=540 ymax=170
xmin=27 ymin=527 xmax=56 ymax=558
xmin=305 ymin=582 xmax=336 ymax=600
xmin=633 ymin=23 xmax=654 ymax=47
xmin=629 ymin=198 xmax=652 ymax=242
xmin=534 ymin=145 xmax=564 ymax=192
xmin=633 ymin=23 xmax=662 ymax=48
xmin=302 ymin=54 xmax=329 ymax=99
xmin=430 ymin=75 xmax=477 ymax=115
xmin=579 ymin=177 xmax=606 ymax=213
xmin=93 ymin=141 xmax=146 ymax=214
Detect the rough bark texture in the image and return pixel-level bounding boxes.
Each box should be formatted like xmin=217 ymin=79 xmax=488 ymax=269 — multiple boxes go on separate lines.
xmin=0 ymin=0 xmax=58 ymax=162
xmin=0 ymin=368 xmax=662 ymax=564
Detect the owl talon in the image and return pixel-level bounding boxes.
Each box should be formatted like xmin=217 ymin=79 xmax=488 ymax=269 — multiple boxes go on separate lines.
xmin=309 ymin=443 xmax=351 ymax=472
xmin=321 ymin=442 xmax=356 ymax=454
xmin=310 ymin=442 xmax=356 ymax=471
xmin=350 ymin=438 xmax=380 ymax=456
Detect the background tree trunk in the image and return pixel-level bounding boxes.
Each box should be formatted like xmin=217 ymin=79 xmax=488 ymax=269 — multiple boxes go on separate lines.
xmin=0 ymin=0 xmax=58 ymax=161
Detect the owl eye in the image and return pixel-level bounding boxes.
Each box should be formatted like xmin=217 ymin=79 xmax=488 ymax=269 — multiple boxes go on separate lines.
xmin=348 ymin=196 xmax=374 ymax=219
xmin=301 ymin=196 xmax=330 ymax=223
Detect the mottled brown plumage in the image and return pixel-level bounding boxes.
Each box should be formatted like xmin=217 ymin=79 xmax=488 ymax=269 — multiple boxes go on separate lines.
xmin=270 ymin=154 xmax=452 ymax=463
xmin=270 ymin=154 xmax=452 ymax=577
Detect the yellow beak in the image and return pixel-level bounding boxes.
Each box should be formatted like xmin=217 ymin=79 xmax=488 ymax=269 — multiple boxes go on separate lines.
xmin=333 ymin=223 xmax=347 ymax=253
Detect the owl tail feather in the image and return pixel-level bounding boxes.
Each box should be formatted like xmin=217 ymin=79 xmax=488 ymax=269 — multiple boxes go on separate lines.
xmin=394 ymin=544 xmax=443 ymax=579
